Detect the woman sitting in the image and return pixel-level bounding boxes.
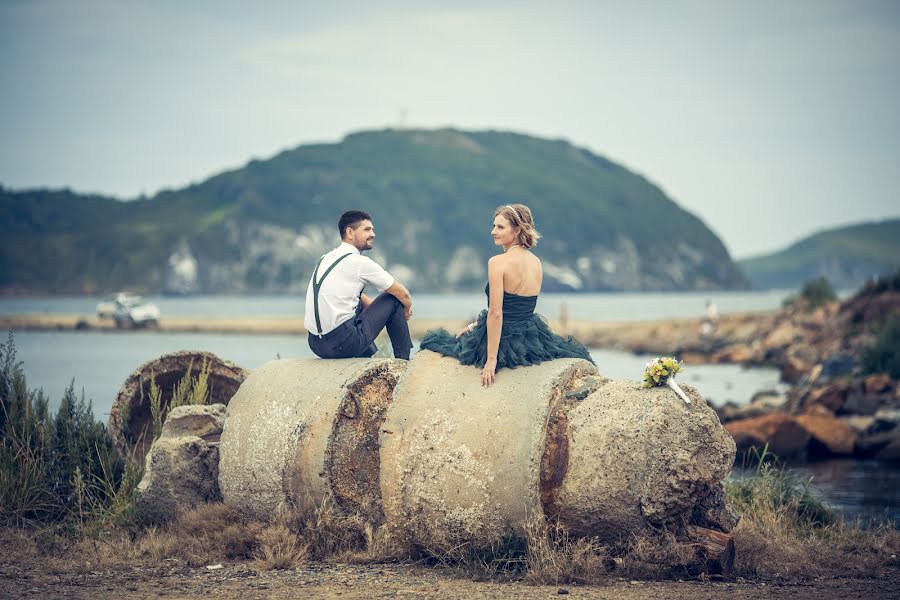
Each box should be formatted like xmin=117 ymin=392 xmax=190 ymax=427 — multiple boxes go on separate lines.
xmin=420 ymin=203 xmax=594 ymax=387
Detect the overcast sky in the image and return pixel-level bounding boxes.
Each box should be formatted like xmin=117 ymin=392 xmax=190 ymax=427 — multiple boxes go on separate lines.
xmin=1 ymin=0 xmax=898 ymax=258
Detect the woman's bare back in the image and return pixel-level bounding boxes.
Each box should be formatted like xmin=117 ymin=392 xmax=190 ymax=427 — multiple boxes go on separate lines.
xmin=499 ymin=250 xmax=542 ymax=296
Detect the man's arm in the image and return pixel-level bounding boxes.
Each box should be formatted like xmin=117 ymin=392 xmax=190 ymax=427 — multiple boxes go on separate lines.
xmin=360 ymin=293 xmax=373 ymax=309
xmin=384 ymin=281 xmax=413 ymax=319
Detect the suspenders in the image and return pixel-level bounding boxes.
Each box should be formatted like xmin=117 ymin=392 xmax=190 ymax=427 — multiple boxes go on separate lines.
xmin=312 ymin=253 xmax=353 ymax=337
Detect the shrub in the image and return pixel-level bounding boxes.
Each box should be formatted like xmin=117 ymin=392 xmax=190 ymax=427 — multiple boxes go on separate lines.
xmin=0 ymin=332 xmax=128 ymax=527
xmin=860 ymin=312 xmax=900 ymax=378
xmin=784 ymin=276 xmax=838 ymax=310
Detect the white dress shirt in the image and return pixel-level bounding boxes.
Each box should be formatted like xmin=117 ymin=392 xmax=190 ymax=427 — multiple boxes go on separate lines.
xmin=304 ymin=242 xmax=395 ymax=335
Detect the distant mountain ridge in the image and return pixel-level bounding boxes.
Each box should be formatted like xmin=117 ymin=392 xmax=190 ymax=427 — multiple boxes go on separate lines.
xmin=738 ymin=218 xmax=900 ymax=290
xmin=1 ymin=128 xmax=748 ymax=295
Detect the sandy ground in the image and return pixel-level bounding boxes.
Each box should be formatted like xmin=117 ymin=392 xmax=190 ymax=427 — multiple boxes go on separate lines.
xmin=2 ymin=558 xmax=899 ymax=600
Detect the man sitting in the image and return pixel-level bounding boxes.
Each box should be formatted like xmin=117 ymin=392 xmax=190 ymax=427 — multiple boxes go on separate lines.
xmin=305 ymin=210 xmax=413 ymax=360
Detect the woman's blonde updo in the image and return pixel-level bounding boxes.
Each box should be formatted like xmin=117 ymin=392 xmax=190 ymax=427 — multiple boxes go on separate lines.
xmin=495 ymin=203 xmax=541 ymax=249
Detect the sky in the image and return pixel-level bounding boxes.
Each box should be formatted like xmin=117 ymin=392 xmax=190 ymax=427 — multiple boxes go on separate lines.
xmin=1 ymin=0 xmax=899 ymax=258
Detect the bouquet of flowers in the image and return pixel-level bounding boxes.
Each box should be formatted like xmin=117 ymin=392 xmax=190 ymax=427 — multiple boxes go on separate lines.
xmin=642 ymin=356 xmax=690 ymax=404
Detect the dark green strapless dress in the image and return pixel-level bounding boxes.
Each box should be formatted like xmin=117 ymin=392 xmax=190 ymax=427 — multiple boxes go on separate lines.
xmin=419 ymin=283 xmax=594 ymax=370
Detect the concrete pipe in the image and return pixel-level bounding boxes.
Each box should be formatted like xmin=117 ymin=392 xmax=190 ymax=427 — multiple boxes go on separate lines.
xmin=547 ymin=379 xmax=737 ymax=543
xmin=379 ymin=351 xmax=602 ymax=551
xmin=380 ymin=351 xmax=735 ymax=551
xmin=218 ymin=358 xmax=408 ymax=520
xmin=108 ymin=350 xmax=248 ymax=463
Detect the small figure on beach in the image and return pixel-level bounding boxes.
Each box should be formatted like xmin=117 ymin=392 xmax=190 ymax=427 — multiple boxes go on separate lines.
xmin=305 ymin=210 xmax=414 ymax=360
xmin=420 ymin=204 xmax=594 ymax=387
xmin=700 ymin=298 xmax=719 ymax=337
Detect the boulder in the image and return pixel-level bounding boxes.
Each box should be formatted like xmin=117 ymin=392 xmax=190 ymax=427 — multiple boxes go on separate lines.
xmin=856 ymin=428 xmax=900 ymax=457
xmin=725 ymin=414 xmax=810 ymax=459
xmin=841 ymin=415 xmax=876 ymax=434
xmin=843 ymin=391 xmax=894 ymax=415
xmin=711 ymin=344 xmax=754 ymax=364
xmin=801 ymin=381 xmax=849 ymax=413
xmin=108 ymin=351 xmax=248 ymax=463
xmin=716 ymin=393 xmax=785 ymax=423
xmin=795 ymin=413 xmax=858 ymax=457
xmin=134 ymin=404 xmax=226 ymax=524
xmin=782 ymin=356 xmax=812 ymax=384
xmin=763 ymin=323 xmax=796 ymax=349
xmin=864 ymin=373 xmax=893 ymax=395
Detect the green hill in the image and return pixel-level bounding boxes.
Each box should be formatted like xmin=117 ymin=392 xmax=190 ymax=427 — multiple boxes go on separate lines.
xmin=1 ymin=128 xmax=747 ymax=295
xmin=738 ymin=219 xmax=900 ymax=290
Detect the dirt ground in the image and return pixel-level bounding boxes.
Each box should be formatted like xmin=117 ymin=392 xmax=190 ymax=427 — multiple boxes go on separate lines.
xmin=2 ymin=557 xmax=899 ymax=600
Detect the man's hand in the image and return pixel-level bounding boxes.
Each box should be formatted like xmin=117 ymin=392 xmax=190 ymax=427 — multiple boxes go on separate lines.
xmin=385 ymin=281 xmax=412 ymax=320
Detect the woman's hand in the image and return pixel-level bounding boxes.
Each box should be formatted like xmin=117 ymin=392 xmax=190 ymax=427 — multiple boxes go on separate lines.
xmin=455 ymin=322 xmax=476 ymax=338
xmin=481 ymin=358 xmax=497 ymax=387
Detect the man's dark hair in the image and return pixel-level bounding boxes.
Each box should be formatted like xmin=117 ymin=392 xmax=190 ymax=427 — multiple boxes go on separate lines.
xmin=338 ymin=210 xmax=372 ymax=239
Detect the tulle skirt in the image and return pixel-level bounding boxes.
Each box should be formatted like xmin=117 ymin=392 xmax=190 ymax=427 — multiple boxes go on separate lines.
xmin=419 ymin=310 xmax=594 ymax=370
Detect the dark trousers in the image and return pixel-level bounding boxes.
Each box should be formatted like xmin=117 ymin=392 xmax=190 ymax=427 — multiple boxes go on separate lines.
xmin=308 ymin=292 xmax=412 ymax=360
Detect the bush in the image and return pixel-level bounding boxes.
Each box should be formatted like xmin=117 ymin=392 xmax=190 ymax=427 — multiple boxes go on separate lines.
xmin=1 ymin=332 xmax=129 ymax=527
xmin=858 ymin=268 xmax=900 ymax=297
xmin=784 ymin=276 xmax=838 ymax=310
xmin=860 ymin=312 xmax=900 ymax=378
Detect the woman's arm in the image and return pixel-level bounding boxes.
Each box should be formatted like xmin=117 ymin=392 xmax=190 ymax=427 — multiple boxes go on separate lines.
xmin=482 ymin=256 xmax=505 ymax=387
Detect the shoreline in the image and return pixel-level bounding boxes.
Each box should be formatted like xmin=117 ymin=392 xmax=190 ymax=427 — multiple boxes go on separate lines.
xmin=0 ymin=311 xmax=775 ymax=357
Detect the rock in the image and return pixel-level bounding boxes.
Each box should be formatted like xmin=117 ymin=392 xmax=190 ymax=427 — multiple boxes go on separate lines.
xmin=763 ymin=323 xmax=796 ymax=349
xmin=711 ymin=344 xmax=754 ymax=364
xmin=821 ymin=354 xmax=855 ymax=378
xmin=841 ymin=415 xmax=876 ymax=434
xmin=135 ymin=404 xmax=226 ymax=524
xmin=802 ymin=382 xmax=849 ymax=413
xmin=164 ymin=404 xmax=226 ymax=440
xmin=782 ymin=356 xmax=812 ymax=384
xmin=109 ymin=351 xmax=249 ymax=463
xmin=717 ymin=393 xmax=786 ymax=423
xmin=795 ymin=413 xmax=858 ymax=457
xmin=843 ymin=391 xmax=894 ymax=416
xmin=855 ymin=428 xmax=900 ymax=456
xmin=874 ymin=408 xmax=900 ymax=427
xmin=864 ymin=373 xmax=893 ymax=395
xmin=725 ymin=414 xmax=810 ymax=459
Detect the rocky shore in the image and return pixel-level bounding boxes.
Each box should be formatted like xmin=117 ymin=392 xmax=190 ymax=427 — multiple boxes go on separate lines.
xmin=591 ymin=275 xmax=900 ymax=464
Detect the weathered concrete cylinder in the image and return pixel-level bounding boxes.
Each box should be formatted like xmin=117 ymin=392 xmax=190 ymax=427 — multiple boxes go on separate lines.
xmin=109 ymin=350 xmax=248 ymax=462
xmin=218 ymin=358 xmax=407 ymax=520
xmin=218 ymin=352 xmax=736 ymax=552
xmin=549 ymin=379 xmax=737 ymax=542
xmin=380 ymin=352 xmax=600 ymax=550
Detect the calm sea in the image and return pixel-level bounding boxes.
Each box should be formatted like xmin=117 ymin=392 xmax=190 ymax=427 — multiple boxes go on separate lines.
xmin=2 ymin=291 xmax=897 ymax=524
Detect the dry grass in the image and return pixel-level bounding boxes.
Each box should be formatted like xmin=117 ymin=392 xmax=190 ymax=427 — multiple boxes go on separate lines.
xmin=4 ymin=468 xmax=897 ymax=584
xmin=252 ymin=524 xmax=308 ymax=570
xmin=523 ymin=516 xmax=608 ymax=584
xmin=726 ymin=458 xmax=900 ymax=579
xmin=278 ymin=494 xmax=370 ymax=560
